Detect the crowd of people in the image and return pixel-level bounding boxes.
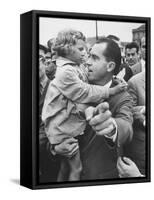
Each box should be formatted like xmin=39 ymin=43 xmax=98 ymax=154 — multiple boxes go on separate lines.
xmin=39 ymin=29 xmax=146 ymax=182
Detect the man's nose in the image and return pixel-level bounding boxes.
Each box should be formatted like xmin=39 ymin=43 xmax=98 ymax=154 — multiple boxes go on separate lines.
xmin=86 ymin=58 xmax=92 ymax=67
xmin=129 ymin=54 xmax=133 ymax=59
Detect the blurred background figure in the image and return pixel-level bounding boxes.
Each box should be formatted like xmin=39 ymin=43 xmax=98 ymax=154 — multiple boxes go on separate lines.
xmin=140 ymin=36 xmax=146 ymax=71
xmin=47 ymin=38 xmax=57 ymax=59
xmin=107 ymin=35 xmax=133 ymax=82
xmin=128 ymin=40 xmax=145 ymax=75
xmin=39 ymin=44 xmax=51 ymax=95
xmin=117 ymin=35 xmax=146 ymax=176
xmin=125 ymin=42 xmax=139 ymax=67
xmin=45 ymin=62 xmax=57 ymax=80
xmin=123 ymin=71 xmax=145 ymax=175
xmin=39 ymin=44 xmax=60 ymax=183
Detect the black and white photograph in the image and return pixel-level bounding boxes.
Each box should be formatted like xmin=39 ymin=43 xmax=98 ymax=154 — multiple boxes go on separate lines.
xmin=38 ymin=13 xmax=150 ymax=185
xmin=20 ymin=10 xmax=150 ymax=189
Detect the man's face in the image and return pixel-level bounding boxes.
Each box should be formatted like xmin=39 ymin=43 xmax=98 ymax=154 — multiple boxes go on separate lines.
xmin=141 ymin=37 xmax=146 ymax=61
xmin=125 ymin=48 xmax=138 ymax=66
xmin=39 ymin=49 xmax=51 ymax=79
xmin=87 ymin=43 xmax=109 ymax=85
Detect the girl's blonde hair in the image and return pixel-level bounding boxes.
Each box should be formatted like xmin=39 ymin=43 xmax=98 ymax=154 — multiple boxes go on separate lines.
xmin=53 ymin=29 xmax=86 ymax=57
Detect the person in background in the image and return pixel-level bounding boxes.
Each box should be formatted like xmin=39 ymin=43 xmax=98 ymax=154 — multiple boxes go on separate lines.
xmin=125 ymin=42 xmax=140 ymax=67
xmin=39 ymin=44 xmax=60 ymax=182
xmin=47 ymin=38 xmax=58 ymax=60
xmin=39 ymin=44 xmax=52 ymax=113
xmin=119 ymin=42 xmax=140 ymax=81
xmin=117 ymin=157 xmax=144 ymax=177
xmin=140 ymin=36 xmax=146 ymax=71
xmin=107 ymin=35 xmax=133 ymax=82
xmin=123 ymin=37 xmax=146 ymax=175
xmin=126 ymin=41 xmax=145 ymax=77
xmin=123 ymin=70 xmax=145 ymax=175
xmin=45 ymin=61 xmax=57 ymax=80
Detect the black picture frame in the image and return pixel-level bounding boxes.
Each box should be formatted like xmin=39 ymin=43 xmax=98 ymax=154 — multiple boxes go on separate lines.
xmin=20 ymin=10 xmax=151 ymax=189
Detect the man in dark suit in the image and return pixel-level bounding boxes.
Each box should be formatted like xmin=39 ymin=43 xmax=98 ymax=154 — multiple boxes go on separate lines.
xmin=78 ymin=38 xmax=133 ymax=179
xmin=118 ymin=42 xmax=140 ymax=81
xmin=123 ymin=71 xmax=145 ymax=175
xmin=116 ymin=42 xmax=140 ymax=82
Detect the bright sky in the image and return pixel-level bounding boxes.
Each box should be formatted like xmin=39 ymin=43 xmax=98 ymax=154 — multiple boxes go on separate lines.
xmin=39 ymin=17 xmax=144 ymax=46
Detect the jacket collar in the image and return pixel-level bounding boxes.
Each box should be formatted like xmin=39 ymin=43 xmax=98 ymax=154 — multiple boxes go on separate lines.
xmin=56 ymin=57 xmax=76 ymax=67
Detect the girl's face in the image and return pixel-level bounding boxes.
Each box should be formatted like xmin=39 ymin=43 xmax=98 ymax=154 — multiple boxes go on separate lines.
xmin=76 ymin=39 xmax=88 ymax=63
xmin=66 ymin=39 xmax=88 ymax=65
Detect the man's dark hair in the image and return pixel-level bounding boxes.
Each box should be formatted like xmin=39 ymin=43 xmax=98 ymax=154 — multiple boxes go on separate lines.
xmin=39 ymin=44 xmax=51 ymax=54
xmin=125 ymin=42 xmax=139 ymax=53
xmin=96 ymin=37 xmax=121 ymax=75
xmin=107 ymin=35 xmax=120 ymax=42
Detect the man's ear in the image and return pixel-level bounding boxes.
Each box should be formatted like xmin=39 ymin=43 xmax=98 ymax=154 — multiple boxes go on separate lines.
xmin=107 ymin=61 xmax=116 ymax=72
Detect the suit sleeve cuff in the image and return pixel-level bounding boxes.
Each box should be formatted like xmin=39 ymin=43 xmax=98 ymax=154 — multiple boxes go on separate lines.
xmin=104 ymin=118 xmax=117 ymax=142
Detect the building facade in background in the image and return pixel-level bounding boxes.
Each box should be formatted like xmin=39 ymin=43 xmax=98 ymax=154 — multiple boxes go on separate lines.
xmin=132 ymin=24 xmax=145 ymax=45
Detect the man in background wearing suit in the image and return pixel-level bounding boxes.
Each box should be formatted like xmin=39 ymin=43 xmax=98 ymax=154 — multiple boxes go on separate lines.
xmin=130 ymin=37 xmax=146 ymax=75
xmin=118 ymin=36 xmax=146 ymax=177
xmin=123 ymin=70 xmax=145 ymax=176
xmin=125 ymin=42 xmax=139 ymax=67
xmin=124 ymin=42 xmax=140 ymax=77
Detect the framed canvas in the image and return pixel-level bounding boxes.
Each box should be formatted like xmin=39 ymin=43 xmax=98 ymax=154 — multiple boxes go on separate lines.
xmin=20 ymin=10 xmax=151 ymax=189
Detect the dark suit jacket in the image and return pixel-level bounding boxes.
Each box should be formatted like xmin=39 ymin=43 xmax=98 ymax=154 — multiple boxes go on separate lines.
xmin=119 ymin=63 xmax=133 ymax=82
xmin=124 ymin=71 xmax=145 ymax=175
xmin=123 ymin=65 xmax=133 ymax=82
xmin=80 ymin=89 xmax=133 ymax=180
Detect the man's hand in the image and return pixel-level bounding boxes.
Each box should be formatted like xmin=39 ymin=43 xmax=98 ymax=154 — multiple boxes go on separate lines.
xmin=117 ymin=157 xmax=142 ymax=178
xmin=54 ymin=138 xmax=79 ymax=158
xmin=88 ymin=102 xmax=116 ymax=136
xmin=140 ymin=106 xmax=145 ymax=115
xmin=133 ymin=106 xmax=145 ymax=127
